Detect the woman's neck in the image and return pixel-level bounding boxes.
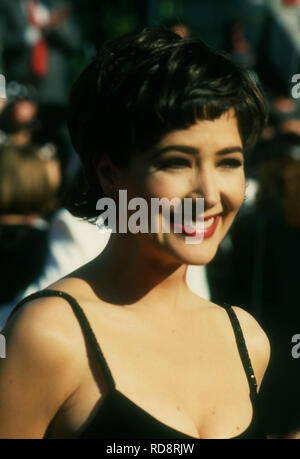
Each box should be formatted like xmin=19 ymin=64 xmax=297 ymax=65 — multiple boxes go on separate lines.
xmin=90 ymin=232 xmax=190 ymax=312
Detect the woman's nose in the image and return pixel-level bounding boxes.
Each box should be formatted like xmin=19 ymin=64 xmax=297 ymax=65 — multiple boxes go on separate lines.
xmin=192 ymin=168 xmax=219 ymax=208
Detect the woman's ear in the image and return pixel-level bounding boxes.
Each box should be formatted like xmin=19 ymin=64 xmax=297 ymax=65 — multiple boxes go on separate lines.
xmin=95 ymin=154 xmax=119 ymax=198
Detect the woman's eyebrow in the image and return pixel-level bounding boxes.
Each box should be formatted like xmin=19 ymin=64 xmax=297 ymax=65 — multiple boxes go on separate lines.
xmin=216 ymin=146 xmax=244 ymax=156
xmin=149 ymin=145 xmax=244 ymax=159
xmin=149 ymin=145 xmax=199 ymax=159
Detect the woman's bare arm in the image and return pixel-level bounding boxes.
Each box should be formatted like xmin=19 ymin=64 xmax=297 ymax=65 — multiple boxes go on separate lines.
xmin=0 ymin=298 xmax=83 ymax=438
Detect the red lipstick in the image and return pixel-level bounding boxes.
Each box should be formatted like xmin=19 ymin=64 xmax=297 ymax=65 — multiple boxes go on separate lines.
xmin=173 ymin=214 xmax=221 ymax=239
xmin=202 ymin=215 xmax=220 ymax=239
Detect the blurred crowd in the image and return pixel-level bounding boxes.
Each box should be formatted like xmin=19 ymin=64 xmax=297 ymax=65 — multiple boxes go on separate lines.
xmin=0 ymin=0 xmax=299 ymax=438
xmin=0 ymin=0 xmax=113 ymax=328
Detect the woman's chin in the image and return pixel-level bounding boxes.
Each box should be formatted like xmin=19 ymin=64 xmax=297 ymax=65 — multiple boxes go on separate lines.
xmin=163 ymin=237 xmax=219 ymax=266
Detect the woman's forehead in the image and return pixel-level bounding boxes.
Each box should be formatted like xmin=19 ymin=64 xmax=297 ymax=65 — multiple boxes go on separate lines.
xmin=132 ymin=109 xmax=241 ymax=159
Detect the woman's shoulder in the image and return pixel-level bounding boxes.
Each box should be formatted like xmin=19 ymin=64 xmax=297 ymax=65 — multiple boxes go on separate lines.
xmin=199 ymin=299 xmax=270 ymax=389
xmin=0 ymin=284 xmax=92 ymax=438
xmin=201 ymin=300 xmax=270 ymax=369
xmin=6 ymin=271 xmax=113 ymax=349
xmin=3 ymin=278 xmax=96 ymax=376
xmin=4 ymin=290 xmax=81 ymax=364
xmin=230 ymin=306 xmax=270 ymax=353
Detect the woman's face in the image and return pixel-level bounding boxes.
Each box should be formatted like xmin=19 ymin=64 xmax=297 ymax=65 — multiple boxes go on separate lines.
xmin=116 ymin=109 xmax=245 ymax=266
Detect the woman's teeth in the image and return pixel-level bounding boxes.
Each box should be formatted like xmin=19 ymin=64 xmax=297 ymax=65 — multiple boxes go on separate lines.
xmin=184 ymin=216 xmax=215 ymax=230
xmin=203 ymin=217 xmax=215 ymax=229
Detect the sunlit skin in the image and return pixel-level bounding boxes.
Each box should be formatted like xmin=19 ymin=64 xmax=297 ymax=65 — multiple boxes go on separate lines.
xmin=0 ymin=110 xmax=270 ymax=440
xmin=85 ymin=109 xmax=245 ymax=311
xmin=108 ymin=108 xmax=245 ymax=267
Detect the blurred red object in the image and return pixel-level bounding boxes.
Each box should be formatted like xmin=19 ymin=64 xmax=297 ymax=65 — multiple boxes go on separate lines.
xmin=282 ymin=0 xmax=299 ymax=6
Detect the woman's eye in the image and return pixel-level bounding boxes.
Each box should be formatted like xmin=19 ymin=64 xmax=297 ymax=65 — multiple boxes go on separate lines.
xmin=155 ymin=158 xmax=191 ymax=170
xmin=218 ymin=158 xmax=243 ymax=168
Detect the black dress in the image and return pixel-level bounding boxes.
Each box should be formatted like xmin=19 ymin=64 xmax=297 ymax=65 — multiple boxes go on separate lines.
xmin=11 ymin=289 xmax=267 ymax=439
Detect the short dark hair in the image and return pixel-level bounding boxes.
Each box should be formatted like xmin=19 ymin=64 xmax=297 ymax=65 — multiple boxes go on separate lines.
xmin=67 ymin=26 xmax=268 ymax=220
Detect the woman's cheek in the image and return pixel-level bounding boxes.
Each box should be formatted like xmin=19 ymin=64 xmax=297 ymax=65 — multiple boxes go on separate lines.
xmin=232 ymin=174 xmax=246 ymax=211
xmin=144 ymin=171 xmax=192 ymax=200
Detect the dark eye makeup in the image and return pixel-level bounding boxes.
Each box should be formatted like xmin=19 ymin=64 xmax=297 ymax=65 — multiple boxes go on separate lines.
xmin=153 ymin=156 xmax=243 ymax=171
xmin=218 ymin=158 xmax=243 ymax=168
xmin=153 ymin=157 xmax=191 ymax=170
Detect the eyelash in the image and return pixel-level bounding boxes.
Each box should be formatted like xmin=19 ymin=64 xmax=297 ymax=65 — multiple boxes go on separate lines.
xmin=156 ymin=158 xmax=243 ymax=170
xmin=156 ymin=159 xmax=190 ymax=170
xmin=218 ymin=158 xmax=243 ymax=168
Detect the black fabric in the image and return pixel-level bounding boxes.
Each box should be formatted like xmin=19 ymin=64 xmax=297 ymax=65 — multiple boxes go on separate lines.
xmin=10 ymin=289 xmax=267 ymax=439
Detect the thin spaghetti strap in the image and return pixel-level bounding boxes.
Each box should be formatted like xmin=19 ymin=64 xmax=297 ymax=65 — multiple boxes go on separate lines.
xmin=222 ymin=303 xmax=258 ymax=401
xmin=8 ymin=289 xmax=116 ymax=390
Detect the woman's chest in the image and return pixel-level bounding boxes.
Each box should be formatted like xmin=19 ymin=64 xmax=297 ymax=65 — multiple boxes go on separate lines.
xmin=47 ymin=314 xmax=253 ymax=439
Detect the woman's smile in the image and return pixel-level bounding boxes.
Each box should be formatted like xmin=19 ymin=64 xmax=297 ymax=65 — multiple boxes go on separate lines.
xmin=172 ymin=213 xmax=222 ymax=239
xmin=121 ymin=108 xmax=245 ymax=265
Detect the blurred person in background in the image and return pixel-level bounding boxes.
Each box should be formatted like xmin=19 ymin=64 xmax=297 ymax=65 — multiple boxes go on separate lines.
xmin=224 ymin=19 xmax=256 ymax=70
xmin=0 ymin=140 xmax=111 ymax=330
xmin=269 ymin=95 xmax=300 ymax=137
xmin=0 ymin=0 xmax=82 ymax=193
xmin=0 ymin=0 xmax=80 ymax=106
xmin=0 ymin=96 xmax=39 ymax=147
xmin=0 ymin=91 xmax=81 ymax=203
xmin=0 ymin=143 xmax=59 ymax=327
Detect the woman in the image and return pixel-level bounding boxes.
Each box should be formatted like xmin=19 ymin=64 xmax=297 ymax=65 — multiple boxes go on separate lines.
xmin=0 ymin=27 xmax=270 ymax=439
